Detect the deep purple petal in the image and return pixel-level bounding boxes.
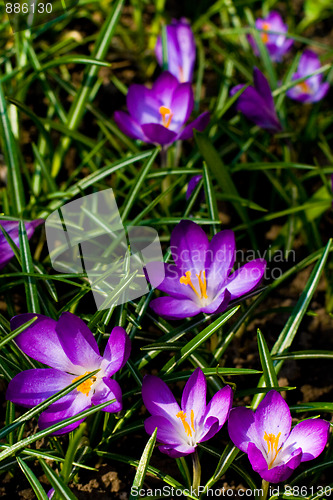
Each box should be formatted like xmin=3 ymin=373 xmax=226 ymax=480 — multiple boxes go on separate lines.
xmin=149 ymin=296 xmax=201 ymax=319
xmin=186 ymin=175 xmax=203 ymax=201
xmin=298 ymin=50 xmax=321 ymax=75
xmin=199 ymin=385 xmax=233 ymax=442
xmin=255 ymin=390 xmax=292 ymax=449
xmin=91 ymin=378 xmax=122 ymax=413
xmin=159 ymin=442 xmax=196 ymax=458
xmin=142 ymin=375 xmax=180 ymax=423
xmin=11 ymin=314 xmax=78 ymax=373
xmin=225 ymin=259 xmax=266 ymax=300
xmin=152 ymin=71 xmax=179 ymax=107
xmin=248 ymin=442 xmax=302 ymax=483
xmin=170 ymin=220 xmax=209 ymax=275
xmin=177 ymin=111 xmax=210 ymax=140
xmin=6 ymin=369 xmax=73 ymax=407
xmin=228 ymin=406 xmax=259 ymax=453
xmin=311 ymin=82 xmax=330 ymax=102
xmin=114 ymin=111 xmax=148 ymax=141
xmin=283 ymin=419 xmax=330 ymax=462
xmin=169 ymin=83 xmax=194 ymax=131
xmin=181 ymin=368 xmax=207 ymax=426
xmin=141 ymin=123 xmax=178 ymax=145
xmin=103 ymin=326 xmax=131 ymax=376
xmin=38 ymin=391 xmax=91 ymax=435
xmin=200 ymin=288 xmax=230 ymax=315
xmin=56 ymin=312 xmax=102 ymax=370
xmin=253 ymin=67 xmax=274 ymax=109
xmin=127 ymin=84 xmax=160 ymax=124
xmin=0 ymin=220 xmax=43 ymax=270
xmin=205 ymin=230 xmax=235 ymax=296
xmin=145 ymin=415 xmax=184 ymax=446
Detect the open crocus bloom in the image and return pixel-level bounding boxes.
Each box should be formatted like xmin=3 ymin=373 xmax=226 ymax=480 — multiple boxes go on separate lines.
xmin=0 ymin=219 xmax=43 ymax=270
xmin=149 ymin=220 xmax=266 ymax=319
xmin=155 ymin=18 xmax=196 ymax=83
xmin=231 ymin=68 xmax=282 ymax=133
xmin=142 ymin=367 xmax=233 ymax=457
xmin=6 ymin=312 xmax=131 ymax=434
xmin=114 ymin=71 xmax=210 ymax=146
xmin=286 ymin=50 xmax=330 ymax=103
xmin=228 ymin=390 xmax=330 ymax=483
xmin=248 ymin=11 xmax=293 ymax=62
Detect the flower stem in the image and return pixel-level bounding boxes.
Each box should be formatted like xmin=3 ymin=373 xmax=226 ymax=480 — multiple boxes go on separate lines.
xmin=261 ymin=480 xmax=270 ymax=500
xmin=192 ymin=450 xmax=201 ymax=497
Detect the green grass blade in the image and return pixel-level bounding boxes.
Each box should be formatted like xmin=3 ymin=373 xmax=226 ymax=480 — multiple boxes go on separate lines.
xmin=17 ymin=457 xmax=49 ymax=500
xmin=257 ymin=328 xmax=278 ymax=388
xmin=129 ymin=428 xmax=157 ymax=500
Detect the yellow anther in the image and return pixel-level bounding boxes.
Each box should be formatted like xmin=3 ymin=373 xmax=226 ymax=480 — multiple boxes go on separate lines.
xmin=179 ymin=270 xmax=208 ymax=301
xmin=159 ymin=106 xmax=173 ymax=128
xmin=264 ymin=431 xmax=282 ymax=468
xmin=298 ymin=81 xmax=311 ymax=94
xmin=261 ymin=22 xmax=270 ymax=44
xmin=176 ymin=410 xmax=195 ymax=437
xmin=72 ymin=371 xmax=96 ymax=397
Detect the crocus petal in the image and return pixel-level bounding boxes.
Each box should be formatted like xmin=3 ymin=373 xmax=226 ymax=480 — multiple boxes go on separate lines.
xmin=91 ymin=378 xmax=122 ymax=413
xmin=11 ymin=314 xmax=79 ymax=373
xmin=141 ymin=123 xmax=177 ymax=145
xmin=228 ymin=406 xmax=259 ymax=453
xmin=253 ymin=67 xmax=274 ymax=109
xmin=114 ymin=111 xmax=148 ymax=141
xmin=176 ymin=21 xmax=196 ymax=82
xmin=181 ymin=368 xmax=207 ymax=426
xmin=6 ymin=368 xmax=73 ymax=407
xmin=38 ymin=391 xmax=91 ymax=435
xmin=169 ymin=82 xmax=194 ymax=131
xmin=159 ymin=442 xmax=196 ymax=458
xmin=142 ymin=375 xmax=181 ymax=423
xmin=149 ymin=296 xmax=201 ymax=319
xmin=311 ymin=82 xmax=330 ymax=103
xmin=0 ymin=219 xmax=43 ymax=270
xmin=283 ymin=419 xmax=330 ymax=462
xmin=152 ymin=71 xmax=179 ymax=108
xmin=155 ymin=263 xmax=197 ymax=300
xmin=298 ymin=50 xmax=321 ymax=75
xmin=199 ymin=385 xmax=233 ymax=442
xmin=170 ymin=219 xmax=209 ymax=275
xmin=103 ymin=326 xmax=131 ymax=376
xmin=177 ymin=111 xmax=210 ymax=140
xmin=200 ymin=289 xmax=230 ymax=315
xmin=248 ymin=442 xmax=302 ymax=483
xmin=255 ymin=390 xmax=292 ymax=449
xmin=225 ymin=259 xmax=266 ymax=300
xmin=186 ymin=175 xmax=203 ymax=201
xmin=145 ymin=415 xmax=184 ymax=446
xmin=205 ymin=230 xmax=235 ymax=296
xmin=56 ymin=312 xmax=102 ymax=371
xmin=127 ymin=84 xmax=160 ymax=124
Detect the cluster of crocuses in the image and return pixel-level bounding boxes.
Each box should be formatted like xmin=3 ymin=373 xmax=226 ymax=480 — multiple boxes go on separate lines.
xmin=232 ymin=11 xmax=330 ymax=133
xmin=114 ymin=19 xmax=210 ymax=146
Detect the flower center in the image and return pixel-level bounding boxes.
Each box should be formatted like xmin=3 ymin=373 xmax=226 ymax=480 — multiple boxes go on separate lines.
xmin=72 ymin=371 xmax=97 ymax=397
xmin=297 ymin=81 xmax=312 ymax=94
xmin=176 ymin=410 xmax=195 ymax=437
xmin=159 ymin=106 xmax=173 ymax=128
xmin=261 ymin=22 xmax=270 ymax=44
xmin=179 ymin=270 xmax=208 ymax=301
xmin=263 ymin=431 xmax=282 ymax=468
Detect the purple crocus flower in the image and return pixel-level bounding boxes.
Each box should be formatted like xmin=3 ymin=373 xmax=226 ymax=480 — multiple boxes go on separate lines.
xmin=149 ymin=220 xmax=266 ymax=319
xmin=6 ymin=312 xmax=131 ymax=434
xmin=0 ymin=219 xmax=43 ymax=270
xmin=142 ymin=367 xmax=233 ymax=457
xmin=114 ymin=71 xmax=210 ymax=146
xmin=248 ymin=11 xmax=293 ymax=62
xmin=228 ymin=390 xmax=330 ymax=483
xmin=186 ymin=175 xmax=203 ymax=201
xmin=231 ymin=68 xmax=282 ymax=133
xmin=286 ymin=50 xmax=330 ymax=103
xmin=155 ymin=18 xmax=196 ymax=83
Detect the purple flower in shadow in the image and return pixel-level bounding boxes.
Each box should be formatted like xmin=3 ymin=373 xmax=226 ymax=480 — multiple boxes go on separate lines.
xmin=286 ymin=50 xmax=330 ymax=103
xmin=228 ymin=390 xmax=330 ymax=483
xmin=231 ymin=68 xmax=282 ymax=133
xmin=248 ymin=11 xmax=293 ymax=62
xmin=6 ymin=313 xmax=131 ymax=434
xmin=142 ymin=367 xmax=233 ymax=457
xmin=186 ymin=175 xmax=203 ymax=201
xmin=149 ymin=220 xmax=266 ymax=320
xmin=114 ymin=71 xmax=210 ymax=146
xmin=0 ymin=219 xmax=43 ymax=270
xmin=155 ymin=18 xmax=196 ymax=83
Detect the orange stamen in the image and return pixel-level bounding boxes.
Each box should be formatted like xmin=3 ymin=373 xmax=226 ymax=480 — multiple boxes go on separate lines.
xmin=261 ymin=22 xmax=270 ymax=44
xmin=263 ymin=431 xmax=282 ymax=468
xmin=176 ymin=410 xmax=195 ymax=437
xmin=72 ymin=371 xmax=96 ymax=397
xmin=298 ymin=81 xmax=311 ymax=94
xmin=159 ymin=106 xmax=173 ymax=128
xmin=179 ymin=270 xmax=208 ymax=300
